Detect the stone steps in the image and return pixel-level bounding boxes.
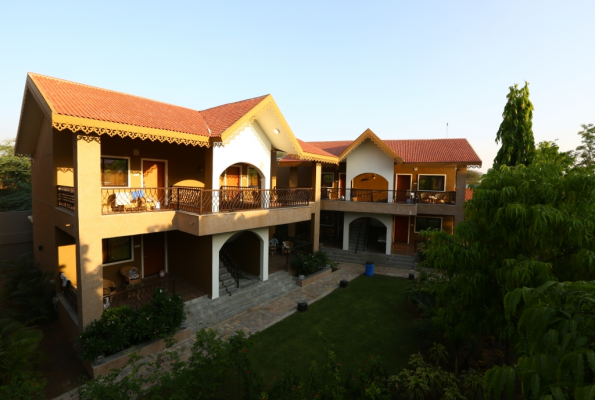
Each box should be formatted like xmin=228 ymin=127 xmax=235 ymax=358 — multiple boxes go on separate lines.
xmin=185 ymin=270 xmax=298 ymax=333
xmin=321 ymin=246 xmax=415 ymax=270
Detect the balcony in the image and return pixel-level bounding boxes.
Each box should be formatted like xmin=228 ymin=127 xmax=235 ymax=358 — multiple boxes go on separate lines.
xmin=321 ymin=188 xmax=456 ymax=205
xmin=100 ymin=187 xmax=313 ymax=215
xmin=57 ymin=185 xmax=75 ymax=211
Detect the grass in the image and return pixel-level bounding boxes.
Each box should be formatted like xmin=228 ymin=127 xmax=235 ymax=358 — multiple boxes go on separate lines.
xmin=249 ymin=274 xmax=421 ymax=379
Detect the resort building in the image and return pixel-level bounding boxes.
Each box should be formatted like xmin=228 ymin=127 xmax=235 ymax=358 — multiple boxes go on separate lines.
xmin=14 ymin=73 xmax=481 ymax=339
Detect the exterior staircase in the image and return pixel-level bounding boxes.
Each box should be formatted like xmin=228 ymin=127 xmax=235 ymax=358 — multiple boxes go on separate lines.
xmin=185 ymin=270 xmax=298 ymax=333
xmin=348 ymin=218 xmax=369 ymax=252
xmin=321 ymin=245 xmax=416 ymax=270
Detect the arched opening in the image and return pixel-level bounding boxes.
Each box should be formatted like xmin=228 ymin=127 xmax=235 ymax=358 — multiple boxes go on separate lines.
xmin=348 ymin=217 xmax=387 ymax=254
xmin=219 ymin=163 xmax=264 ymax=189
xmin=219 ymin=231 xmax=263 ymax=295
xmin=351 ymin=173 xmax=389 ymax=202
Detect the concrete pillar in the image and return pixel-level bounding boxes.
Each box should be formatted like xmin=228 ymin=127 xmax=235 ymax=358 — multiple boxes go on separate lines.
xmin=254 ymin=227 xmax=269 ymax=282
xmin=73 ymin=134 xmax=104 ymax=330
xmin=454 ymin=167 xmax=467 ymax=226
xmin=310 ymin=163 xmax=322 ymax=252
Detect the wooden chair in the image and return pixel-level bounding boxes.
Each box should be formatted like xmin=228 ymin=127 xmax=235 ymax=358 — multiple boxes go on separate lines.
xmin=282 ymin=241 xmax=294 ymax=255
xmin=102 ymin=279 xmax=116 ymax=296
xmin=120 ymin=266 xmax=142 ymax=286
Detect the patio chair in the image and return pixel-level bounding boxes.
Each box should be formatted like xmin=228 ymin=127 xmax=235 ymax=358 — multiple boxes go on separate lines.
xmin=419 ymin=192 xmax=431 ymax=203
xmin=435 ymin=193 xmax=447 ymax=204
xmin=120 ymin=266 xmax=142 ymax=286
xmin=269 ymin=238 xmax=279 ymax=254
xmin=282 ymin=241 xmax=294 ymax=255
xmin=102 ymin=279 xmax=116 ymax=297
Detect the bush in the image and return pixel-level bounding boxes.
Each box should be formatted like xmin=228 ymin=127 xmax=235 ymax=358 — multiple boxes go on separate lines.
xmin=290 ymin=250 xmax=337 ymax=277
xmin=76 ymin=287 xmax=186 ymax=361
xmin=0 ymin=253 xmax=56 ymax=323
xmin=0 ymin=318 xmax=44 ymax=386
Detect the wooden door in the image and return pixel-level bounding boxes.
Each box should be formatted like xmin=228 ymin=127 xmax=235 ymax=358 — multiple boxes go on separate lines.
xmin=396 ymin=175 xmax=411 ymax=203
xmin=394 ymin=216 xmax=409 ymax=243
xmin=143 ymin=232 xmax=165 ymax=277
xmin=143 ymin=161 xmax=165 ymax=207
xmin=226 ymin=167 xmax=240 ymax=187
xmin=339 ymin=174 xmax=346 ymax=198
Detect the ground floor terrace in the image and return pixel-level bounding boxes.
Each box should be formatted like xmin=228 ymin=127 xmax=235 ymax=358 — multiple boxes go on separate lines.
xmin=318 ymin=210 xmax=454 ymax=256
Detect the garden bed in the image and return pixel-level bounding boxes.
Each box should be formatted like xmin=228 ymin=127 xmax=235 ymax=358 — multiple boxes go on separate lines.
xmin=84 ymin=327 xmax=191 ymax=379
xmin=295 ymin=267 xmax=332 ymax=287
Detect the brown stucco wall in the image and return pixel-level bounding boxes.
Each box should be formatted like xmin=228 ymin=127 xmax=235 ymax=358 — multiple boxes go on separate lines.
xmin=167 ymin=231 xmax=212 ymax=296
xmin=101 ymin=234 xmax=143 ymax=288
xmin=407 ymin=215 xmax=454 ymax=244
xmin=321 ymin=163 xmax=346 ymax=188
xmin=394 ymin=165 xmax=457 ymax=192
xmin=56 ymin=227 xmax=76 ymax=290
xmin=54 ymin=129 xmax=74 ymax=187
xmin=100 ymin=136 xmax=208 ymax=188
xmin=226 ymin=232 xmax=261 ymax=276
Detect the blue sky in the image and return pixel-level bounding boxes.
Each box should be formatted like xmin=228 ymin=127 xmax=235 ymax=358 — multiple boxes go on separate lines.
xmin=1 ymin=0 xmax=593 ymax=170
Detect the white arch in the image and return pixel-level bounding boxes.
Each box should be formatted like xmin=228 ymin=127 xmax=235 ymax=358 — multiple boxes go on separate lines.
xmin=210 ymin=227 xmax=269 ymax=299
xmin=342 ymin=212 xmax=392 ymax=255
xmin=345 ymin=140 xmax=394 ymax=202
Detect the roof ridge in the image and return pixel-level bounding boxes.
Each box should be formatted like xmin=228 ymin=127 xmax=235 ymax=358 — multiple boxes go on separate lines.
xmin=28 ymin=72 xmax=204 ymax=115
xmin=200 ymin=94 xmax=269 ymax=112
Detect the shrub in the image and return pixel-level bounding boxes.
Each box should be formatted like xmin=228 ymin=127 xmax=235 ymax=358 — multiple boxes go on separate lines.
xmin=0 ymin=253 xmax=56 ymax=323
xmin=77 ymin=287 xmax=185 ymax=361
xmin=0 ymin=318 xmax=44 ymax=386
xmin=290 ymin=250 xmax=337 ymax=277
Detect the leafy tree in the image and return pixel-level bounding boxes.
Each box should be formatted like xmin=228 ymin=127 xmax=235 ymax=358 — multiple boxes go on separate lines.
xmin=420 ymin=159 xmax=595 ymax=365
xmin=494 ymin=82 xmax=536 ymax=168
xmin=0 ymin=318 xmax=44 ymax=385
xmin=466 ymin=170 xmax=483 ymax=185
xmin=532 ymin=140 xmax=576 ymax=172
xmin=0 ymin=138 xmax=31 ymax=212
xmin=485 ymin=281 xmax=595 ymax=399
xmin=575 ymin=123 xmax=595 ymax=170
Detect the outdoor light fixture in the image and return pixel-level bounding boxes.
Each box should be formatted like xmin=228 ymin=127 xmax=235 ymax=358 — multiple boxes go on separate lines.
xmin=297 ymin=299 xmax=308 ymax=312
xmin=340 ymin=279 xmax=348 ymax=288
xmin=273 ymin=129 xmax=280 ymax=134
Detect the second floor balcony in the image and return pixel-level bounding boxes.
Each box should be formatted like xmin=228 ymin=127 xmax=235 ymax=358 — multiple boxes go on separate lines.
xmin=321 ymin=188 xmax=457 ymax=205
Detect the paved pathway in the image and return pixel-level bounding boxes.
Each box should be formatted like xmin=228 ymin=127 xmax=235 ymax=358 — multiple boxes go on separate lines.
xmin=211 ymin=262 xmax=414 ymax=339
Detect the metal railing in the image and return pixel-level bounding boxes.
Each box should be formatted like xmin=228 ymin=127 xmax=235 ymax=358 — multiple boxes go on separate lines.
xmin=57 ymin=185 xmax=75 ymax=211
xmin=220 ymin=245 xmax=240 ymax=288
xmin=273 ymin=187 xmax=315 ymax=202
xmin=320 ymin=188 xmax=457 ymax=205
xmin=101 ymin=187 xmax=312 ymax=215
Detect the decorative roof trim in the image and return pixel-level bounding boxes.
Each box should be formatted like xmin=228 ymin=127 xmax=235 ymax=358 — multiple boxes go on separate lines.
xmin=52 ymin=114 xmax=210 ymax=147
xmin=339 ymin=129 xmax=404 ymax=163
xmin=289 ymin=152 xmax=338 ymax=164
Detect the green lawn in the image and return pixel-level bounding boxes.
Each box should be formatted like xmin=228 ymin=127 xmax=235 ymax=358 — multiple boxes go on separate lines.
xmin=249 ymin=274 xmax=421 ymax=379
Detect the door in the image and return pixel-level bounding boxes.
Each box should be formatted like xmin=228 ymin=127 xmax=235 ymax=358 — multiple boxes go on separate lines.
xmin=143 ymin=160 xmax=166 ymax=208
xmin=226 ymin=167 xmax=240 ymax=187
xmin=339 ymin=173 xmax=346 ymax=198
xmin=223 ymin=167 xmax=241 ymax=210
xmin=394 ymin=216 xmax=409 ymax=243
xmin=396 ymin=175 xmax=412 ymax=203
xmin=143 ymin=232 xmax=165 ymax=277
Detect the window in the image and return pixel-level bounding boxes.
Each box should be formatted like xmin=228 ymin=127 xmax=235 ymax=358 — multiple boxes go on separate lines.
xmin=418 ymin=175 xmax=445 ymax=191
xmin=102 ymin=236 xmax=132 ymax=264
xmin=101 ymin=157 xmax=129 ymax=187
xmin=414 ymin=217 xmax=442 ymax=232
xmin=247 ymin=167 xmax=259 ymax=187
xmin=321 ymin=173 xmax=334 ymax=188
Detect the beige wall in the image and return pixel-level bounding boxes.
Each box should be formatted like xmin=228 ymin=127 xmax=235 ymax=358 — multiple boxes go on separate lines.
xmin=100 ymin=135 xmax=208 ymax=188
xmin=167 ymin=231 xmax=212 ymax=296
xmin=0 ymin=211 xmax=33 ymax=264
xmin=394 ymin=165 xmax=457 ymax=192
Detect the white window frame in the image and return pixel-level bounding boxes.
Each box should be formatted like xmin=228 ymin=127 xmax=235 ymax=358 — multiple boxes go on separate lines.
xmin=101 ymin=155 xmax=131 ymax=188
xmin=101 ymin=236 xmax=134 ymax=267
xmin=416 ymin=174 xmax=447 ymax=192
xmin=414 ymin=216 xmax=443 ymax=233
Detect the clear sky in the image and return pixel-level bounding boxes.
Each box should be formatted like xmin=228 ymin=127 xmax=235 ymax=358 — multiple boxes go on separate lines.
xmin=1 ymin=0 xmax=593 ymax=171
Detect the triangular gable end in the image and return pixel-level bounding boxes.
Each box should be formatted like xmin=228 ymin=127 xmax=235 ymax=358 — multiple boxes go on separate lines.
xmin=338 ymin=129 xmax=404 ymax=164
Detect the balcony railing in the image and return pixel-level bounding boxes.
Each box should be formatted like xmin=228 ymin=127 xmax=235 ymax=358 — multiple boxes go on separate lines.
xmin=101 ymin=187 xmax=312 ymax=215
xmin=321 ymin=188 xmax=456 ymax=205
xmin=57 ymin=185 xmax=75 ymax=211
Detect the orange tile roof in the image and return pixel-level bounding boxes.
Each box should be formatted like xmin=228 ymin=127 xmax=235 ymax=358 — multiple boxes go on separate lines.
xmin=281 ymin=138 xmax=481 ymax=164
xmin=465 ymin=188 xmax=474 ymax=201
xmin=30 ymin=73 xmax=212 ymax=137
xmin=200 ymin=95 xmax=268 ymax=136
xmin=296 ymin=139 xmax=336 ymax=158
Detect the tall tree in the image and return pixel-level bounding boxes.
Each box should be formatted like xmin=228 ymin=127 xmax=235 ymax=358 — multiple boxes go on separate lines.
xmin=466 ymin=170 xmax=483 ymax=185
xmin=0 ymin=138 xmax=31 ymax=212
xmin=575 ymin=123 xmax=595 ymax=170
xmin=494 ymin=82 xmax=536 ymax=168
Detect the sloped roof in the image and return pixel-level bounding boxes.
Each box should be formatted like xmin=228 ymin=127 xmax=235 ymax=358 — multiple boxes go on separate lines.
xmin=296 ymin=139 xmax=336 ymax=158
xmin=29 ymin=73 xmax=212 ymax=137
xmin=465 ymin=188 xmax=474 ymax=201
xmin=200 ymin=95 xmax=268 ymax=136
xmin=280 ymin=138 xmax=481 ymax=165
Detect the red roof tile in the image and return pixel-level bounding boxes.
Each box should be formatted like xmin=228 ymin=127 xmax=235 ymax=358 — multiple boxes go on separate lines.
xmin=292 ymin=138 xmax=481 ymax=164
xmin=465 ymin=188 xmax=473 ymax=201
xmin=297 ymin=139 xmax=336 ymax=158
xmin=30 ymin=73 xmax=211 ymax=136
xmin=200 ymin=95 xmax=268 ymax=136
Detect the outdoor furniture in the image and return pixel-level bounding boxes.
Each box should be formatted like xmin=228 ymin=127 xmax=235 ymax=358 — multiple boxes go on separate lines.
xmin=102 ymin=279 xmax=116 ymax=310
xmin=435 ymin=193 xmax=447 ymax=204
xmin=120 ymin=266 xmax=142 ymax=286
xmin=269 ymin=238 xmax=279 ymax=255
xmin=282 ymin=241 xmax=294 ymax=255
xmin=419 ymin=192 xmax=431 ymax=203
